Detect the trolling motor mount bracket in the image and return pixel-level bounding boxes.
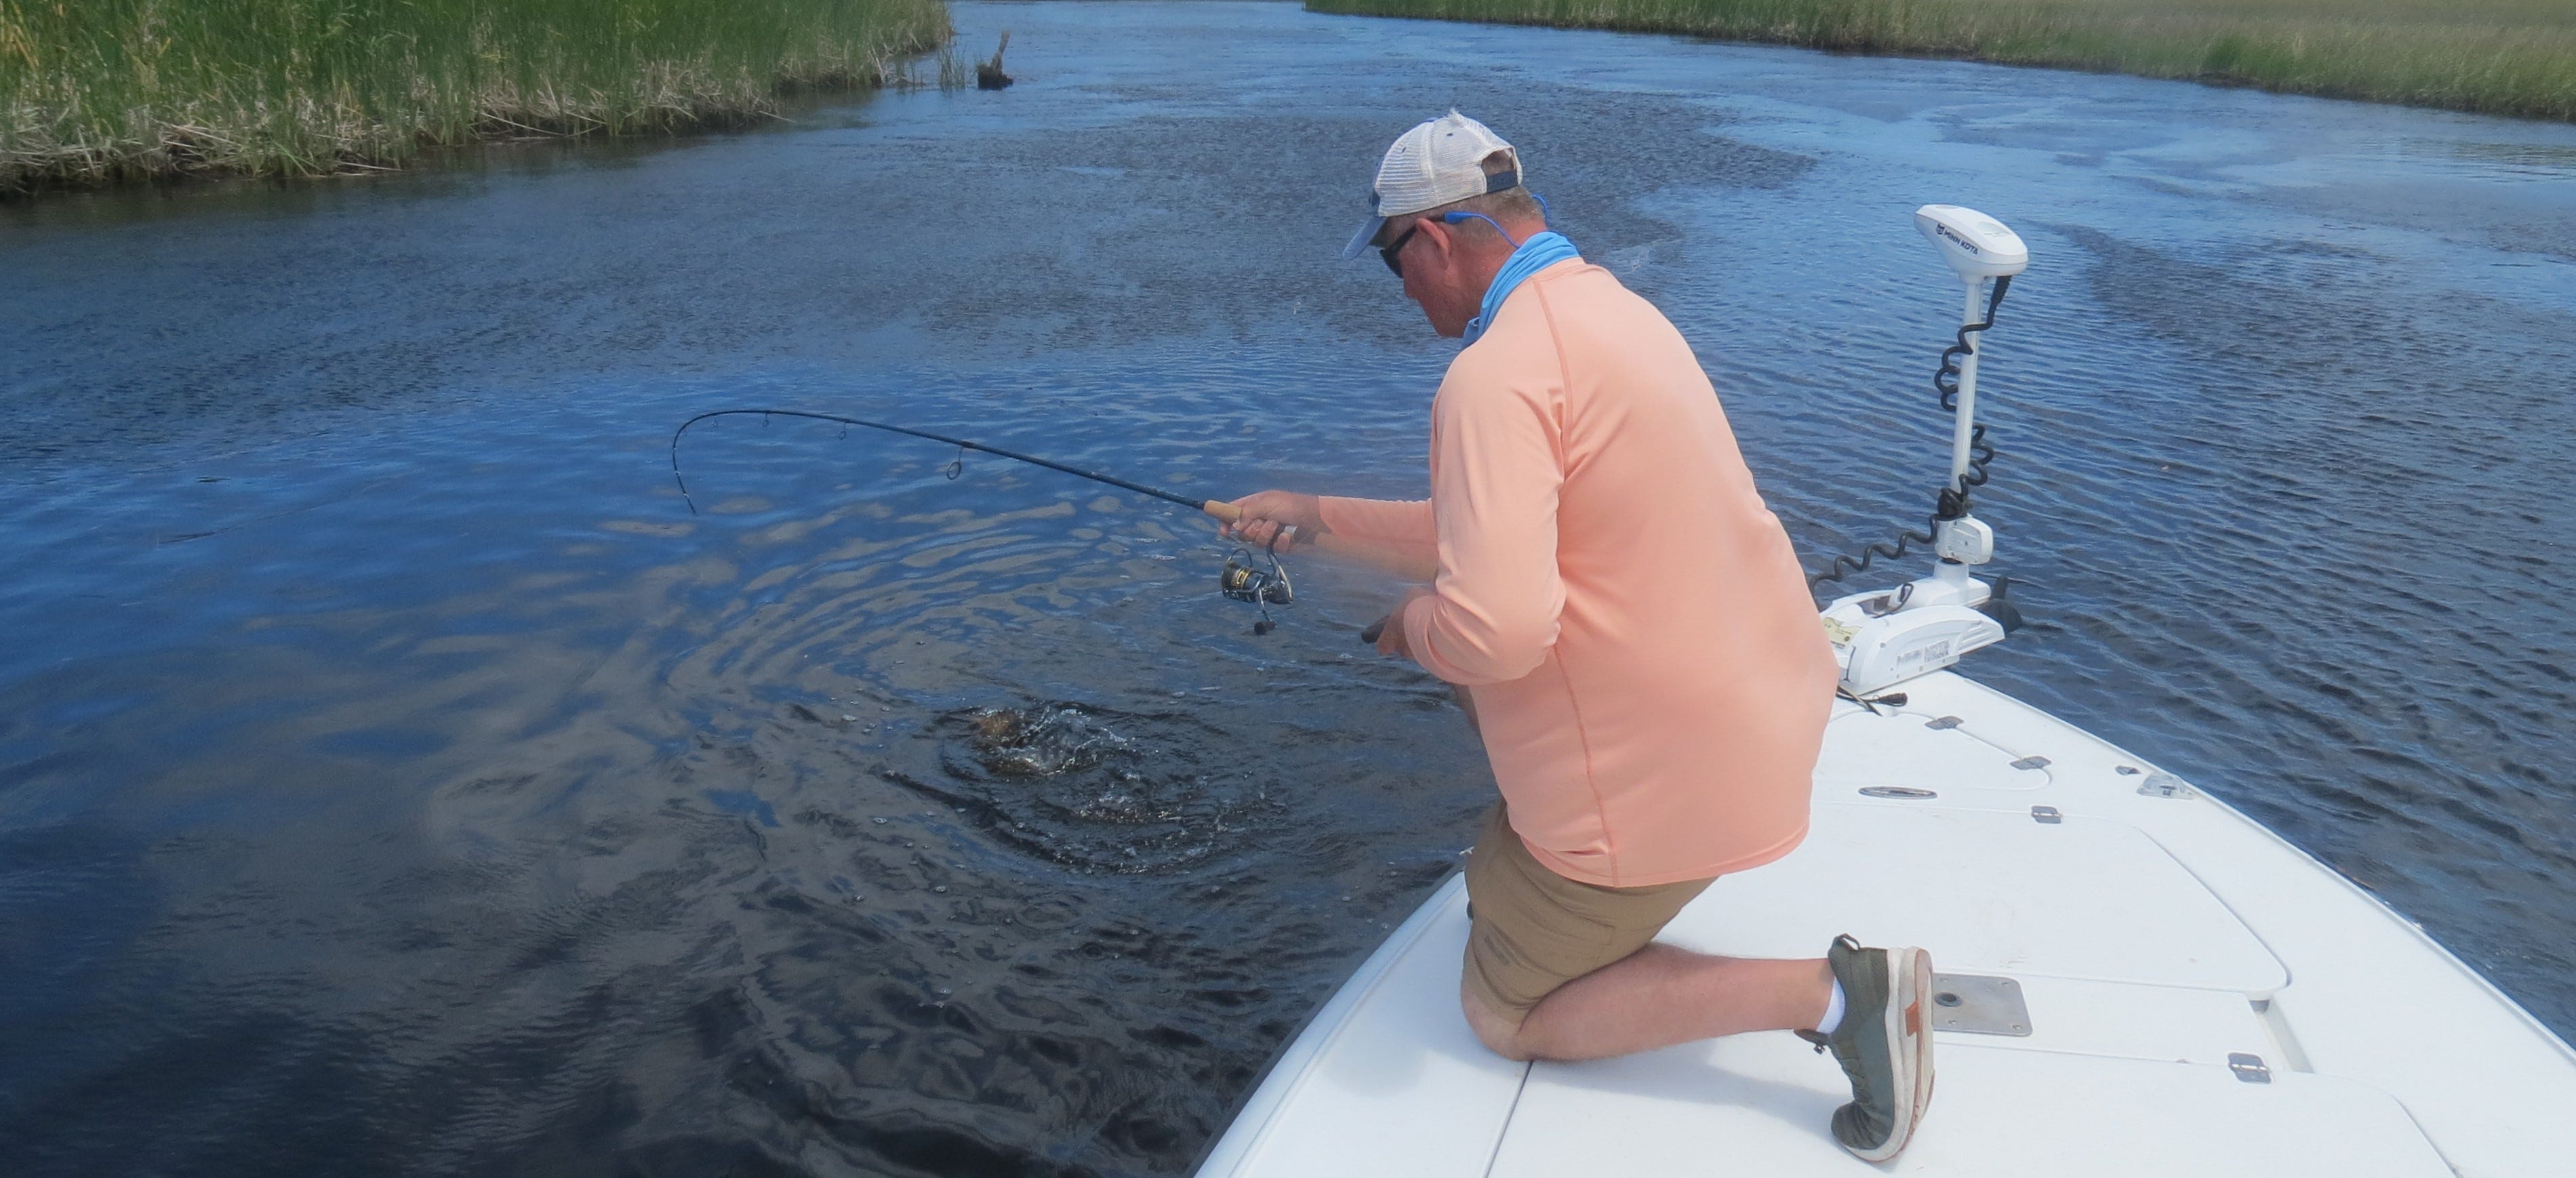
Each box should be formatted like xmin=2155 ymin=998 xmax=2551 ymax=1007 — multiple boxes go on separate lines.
xmin=1935 ymin=516 xmax=1995 ymax=565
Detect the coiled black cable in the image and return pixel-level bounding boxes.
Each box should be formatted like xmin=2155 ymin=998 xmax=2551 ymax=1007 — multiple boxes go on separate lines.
xmin=1931 ymin=275 xmax=2010 ymax=521
xmin=1807 ymin=275 xmax=2013 ymax=590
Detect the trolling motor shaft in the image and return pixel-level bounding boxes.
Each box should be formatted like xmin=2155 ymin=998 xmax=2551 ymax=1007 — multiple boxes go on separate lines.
xmin=1817 ymin=206 xmax=2031 ymax=696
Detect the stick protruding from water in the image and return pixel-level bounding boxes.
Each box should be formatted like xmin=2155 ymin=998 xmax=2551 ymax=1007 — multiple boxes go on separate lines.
xmin=978 ymin=31 xmax=1013 ymax=90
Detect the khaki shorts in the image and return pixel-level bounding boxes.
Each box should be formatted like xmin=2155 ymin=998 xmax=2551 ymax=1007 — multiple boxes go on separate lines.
xmin=1463 ymin=804 xmax=1714 ymax=1026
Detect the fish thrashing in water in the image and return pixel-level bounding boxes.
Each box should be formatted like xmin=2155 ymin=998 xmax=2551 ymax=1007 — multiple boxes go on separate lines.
xmin=967 ymin=705 xmax=1135 ymax=778
xmin=883 ymin=704 xmax=1289 ymax=875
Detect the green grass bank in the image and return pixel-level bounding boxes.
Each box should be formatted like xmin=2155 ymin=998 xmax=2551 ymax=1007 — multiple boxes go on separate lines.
xmin=1305 ymin=0 xmax=2576 ymax=123
xmin=1 ymin=0 xmax=952 ymax=195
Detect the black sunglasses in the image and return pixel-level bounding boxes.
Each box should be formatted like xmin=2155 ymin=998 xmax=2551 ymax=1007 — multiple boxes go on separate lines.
xmin=1379 ymin=219 xmax=1426 ymax=277
xmin=1380 ymin=170 xmax=1528 ymax=275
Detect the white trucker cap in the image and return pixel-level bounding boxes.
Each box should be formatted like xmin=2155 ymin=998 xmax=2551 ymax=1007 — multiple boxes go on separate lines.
xmin=1340 ymin=110 xmax=1523 ymax=260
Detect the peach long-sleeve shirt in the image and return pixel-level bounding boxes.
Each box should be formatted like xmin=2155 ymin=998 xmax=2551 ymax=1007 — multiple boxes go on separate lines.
xmin=1323 ymin=260 xmax=1836 ymax=887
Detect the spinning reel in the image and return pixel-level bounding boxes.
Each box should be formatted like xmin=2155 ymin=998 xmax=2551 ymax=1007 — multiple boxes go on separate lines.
xmin=1218 ymin=534 xmax=1295 ymax=635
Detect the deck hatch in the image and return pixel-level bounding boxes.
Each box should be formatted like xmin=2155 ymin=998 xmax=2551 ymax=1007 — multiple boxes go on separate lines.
xmin=1492 ymin=1042 xmax=2455 ymax=1177
xmin=1817 ymin=709 xmax=2048 ymax=792
xmin=1931 ymin=973 xmax=2032 ymax=1036
xmin=1678 ymin=805 xmax=2289 ymax=993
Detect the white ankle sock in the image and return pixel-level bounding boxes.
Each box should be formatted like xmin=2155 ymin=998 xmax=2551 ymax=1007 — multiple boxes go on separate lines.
xmin=1815 ymin=978 xmax=1848 ymax=1036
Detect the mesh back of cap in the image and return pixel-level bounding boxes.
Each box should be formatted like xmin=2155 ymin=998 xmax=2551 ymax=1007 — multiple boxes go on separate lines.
xmin=1373 ymin=110 xmax=1518 ymax=218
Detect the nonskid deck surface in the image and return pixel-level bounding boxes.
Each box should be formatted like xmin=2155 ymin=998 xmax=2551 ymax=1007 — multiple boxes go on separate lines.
xmin=1197 ymin=671 xmax=2576 ymax=1177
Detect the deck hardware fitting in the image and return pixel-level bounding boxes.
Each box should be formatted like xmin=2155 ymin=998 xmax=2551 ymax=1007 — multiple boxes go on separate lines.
xmin=2010 ymin=755 xmax=2051 ymax=770
xmin=2228 ymin=1053 xmax=2273 ymax=1084
xmin=1927 ymin=973 xmax=2031 ymax=1036
xmin=2031 ymin=805 xmax=2062 ymax=824
xmin=1925 ymin=716 xmax=1963 ymax=730
xmin=2115 ymin=765 xmax=2141 ymax=775
xmin=1859 ymin=786 xmax=1937 ymax=799
xmin=2138 ymin=773 xmax=2195 ymax=798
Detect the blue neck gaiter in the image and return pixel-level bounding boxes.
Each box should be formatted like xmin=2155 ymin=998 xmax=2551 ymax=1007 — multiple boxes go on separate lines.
xmin=1464 ymin=230 xmax=1582 ymax=344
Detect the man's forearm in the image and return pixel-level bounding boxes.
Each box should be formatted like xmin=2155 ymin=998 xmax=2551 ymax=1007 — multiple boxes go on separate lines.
xmin=1315 ymin=496 xmax=1439 ymax=581
xmin=1323 ymin=536 xmax=1438 ymax=582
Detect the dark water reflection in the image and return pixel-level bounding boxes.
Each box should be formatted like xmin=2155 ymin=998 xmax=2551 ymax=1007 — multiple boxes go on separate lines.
xmin=5 ymin=3 xmax=2574 ymax=1174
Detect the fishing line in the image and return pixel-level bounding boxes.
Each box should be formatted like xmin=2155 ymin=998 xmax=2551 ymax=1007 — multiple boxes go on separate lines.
xmin=668 ymin=408 xmax=1294 ymax=633
xmin=670 ymin=409 xmax=1215 ymax=516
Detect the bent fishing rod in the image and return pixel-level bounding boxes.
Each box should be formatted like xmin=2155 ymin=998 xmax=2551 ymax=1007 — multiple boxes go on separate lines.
xmin=669 ymin=408 xmax=1320 ymax=632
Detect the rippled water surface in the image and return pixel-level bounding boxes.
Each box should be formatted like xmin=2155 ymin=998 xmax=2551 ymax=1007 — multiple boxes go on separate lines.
xmin=6 ymin=3 xmax=2575 ymax=1174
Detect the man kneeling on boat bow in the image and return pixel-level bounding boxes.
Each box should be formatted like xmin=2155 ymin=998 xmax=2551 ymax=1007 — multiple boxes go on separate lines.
xmin=1224 ymin=111 xmax=1937 ymax=1162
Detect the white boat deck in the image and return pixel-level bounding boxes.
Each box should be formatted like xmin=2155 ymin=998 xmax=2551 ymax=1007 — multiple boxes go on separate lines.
xmin=1197 ymin=670 xmax=2576 ymax=1177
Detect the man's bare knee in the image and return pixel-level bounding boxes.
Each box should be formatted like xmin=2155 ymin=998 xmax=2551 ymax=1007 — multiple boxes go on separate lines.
xmin=1461 ymin=985 xmax=1540 ymax=1061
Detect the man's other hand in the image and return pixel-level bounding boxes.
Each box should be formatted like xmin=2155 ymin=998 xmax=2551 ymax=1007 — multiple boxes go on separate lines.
xmin=1221 ymin=491 xmax=1325 ymax=550
xmin=1374 ymin=586 xmax=1433 ymax=659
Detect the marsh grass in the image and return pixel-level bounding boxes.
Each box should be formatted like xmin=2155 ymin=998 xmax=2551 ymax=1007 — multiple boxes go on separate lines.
xmin=1 ymin=0 xmax=952 ymax=194
xmin=1306 ymin=0 xmax=2576 ymax=122
xmin=884 ymin=45 xmax=974 ymax=91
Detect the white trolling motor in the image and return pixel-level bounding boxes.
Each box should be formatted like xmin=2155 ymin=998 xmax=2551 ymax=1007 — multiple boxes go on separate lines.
xmin=1816 ymin=205 xmax=2030 ymax=695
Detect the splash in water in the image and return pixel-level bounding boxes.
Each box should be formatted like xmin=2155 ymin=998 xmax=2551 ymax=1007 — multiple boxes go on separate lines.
xmin=886 ymin=703 xmax=1286 ymax=875
xmin=967 ymin=704 xmax=1135 ymax=777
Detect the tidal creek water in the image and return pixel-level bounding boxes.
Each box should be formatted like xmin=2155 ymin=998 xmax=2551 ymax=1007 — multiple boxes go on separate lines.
xmin=5 ymin=3 xmax=2574 ymax=1174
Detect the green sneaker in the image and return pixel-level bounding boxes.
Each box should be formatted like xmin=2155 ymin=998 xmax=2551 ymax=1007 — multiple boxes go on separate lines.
xmin=1795 ymin=934 xmax=1935 ymax=1162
